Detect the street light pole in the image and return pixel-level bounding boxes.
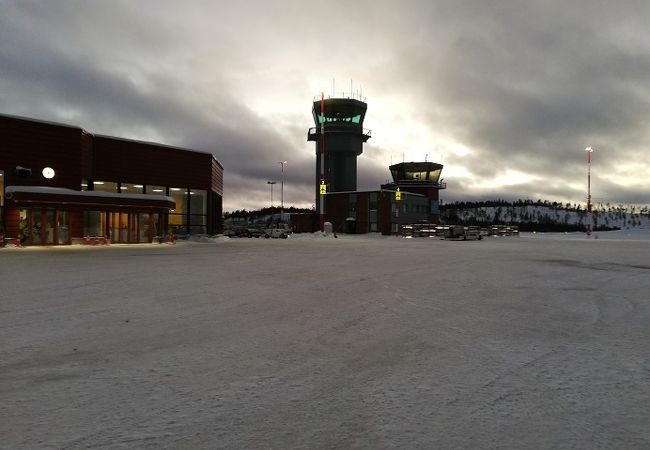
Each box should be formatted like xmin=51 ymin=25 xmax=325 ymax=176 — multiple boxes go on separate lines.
xmin=279 ymin=161 xmax=287 ymax=222
xmin=585 ymin=146 xmax=593 ymax=236
xmin=267 ymin=181 xmax=276 ymax=208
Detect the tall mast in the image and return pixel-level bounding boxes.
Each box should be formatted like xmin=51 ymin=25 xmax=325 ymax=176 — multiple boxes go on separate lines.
xmin=320 ymin=92 xmax=326 ymax=231
xmin=585 ymin=146 xmax=593 ymax=236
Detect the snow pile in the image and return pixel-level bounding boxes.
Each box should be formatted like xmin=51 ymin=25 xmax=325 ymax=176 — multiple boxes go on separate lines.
xmin=183 ymin=235 xmax=230 ymax=244
xmin=289 ymin=231 xmax=339 ymax=239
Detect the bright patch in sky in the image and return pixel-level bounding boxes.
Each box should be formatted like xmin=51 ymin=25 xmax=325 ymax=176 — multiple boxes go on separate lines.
xmin=469 ymin=169 xmax=538 ymax=189
xmin=609 ymin=162 xmax=650 ymax=188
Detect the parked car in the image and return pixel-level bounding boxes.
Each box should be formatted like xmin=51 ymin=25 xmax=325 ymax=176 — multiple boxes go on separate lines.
xmin=263 ymin=228 xmax=289 ymax=239
xmin=225 ymin=227 xmax=252 ymax=238
xmin=248 ymin=228 xmax=265 ymax=238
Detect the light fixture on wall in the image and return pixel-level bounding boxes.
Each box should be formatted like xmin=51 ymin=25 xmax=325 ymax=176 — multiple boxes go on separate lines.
xmin=42 ymin=167 xmax=55 ymax=179
xmin=15 ymin=165 xmax=32 ymax=177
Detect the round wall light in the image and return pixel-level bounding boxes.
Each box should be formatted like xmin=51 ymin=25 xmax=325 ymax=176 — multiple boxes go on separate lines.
xmin=42 ymin=167 xmax=55 ymax=179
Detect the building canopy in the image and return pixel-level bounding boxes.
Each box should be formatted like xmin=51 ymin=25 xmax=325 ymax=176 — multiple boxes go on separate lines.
xmin=4 ymin=186 xmax=175 ymax=211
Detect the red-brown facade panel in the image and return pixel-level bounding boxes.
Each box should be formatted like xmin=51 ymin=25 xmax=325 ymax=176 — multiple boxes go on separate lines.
xmin=0 ymin=115 xmax=84 ymax=190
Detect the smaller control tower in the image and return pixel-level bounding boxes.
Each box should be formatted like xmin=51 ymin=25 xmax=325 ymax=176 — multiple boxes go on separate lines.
xmin=307 ymin=93 xmax=371 ymax=212
xmin=381 ymin=161 xmax=447 ymax=222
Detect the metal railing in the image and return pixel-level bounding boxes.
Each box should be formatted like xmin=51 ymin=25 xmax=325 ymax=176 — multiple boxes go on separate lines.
xmin=308 ymin=127 xmax=372 ymax=137
xmin=393 ymin=179 xmax=447 ymax=189
xmin=313 ymin=92 xmax=367 ymax=102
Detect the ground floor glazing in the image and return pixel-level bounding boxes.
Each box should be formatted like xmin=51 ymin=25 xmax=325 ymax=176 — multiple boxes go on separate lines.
xmin=4 ymin=207 xmax=168 ymax=246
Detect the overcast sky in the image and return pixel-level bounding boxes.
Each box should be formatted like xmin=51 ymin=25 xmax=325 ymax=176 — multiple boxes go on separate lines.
xmin=2 ymin=0 xmax=649 ymax=211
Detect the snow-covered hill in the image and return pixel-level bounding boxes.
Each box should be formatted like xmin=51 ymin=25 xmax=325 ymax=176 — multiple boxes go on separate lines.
xmin=441 ymin=200 xmax=650 ymax=232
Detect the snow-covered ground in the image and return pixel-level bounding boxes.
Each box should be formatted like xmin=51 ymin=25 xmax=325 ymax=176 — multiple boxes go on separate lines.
xmin=2 ymin=232 xmax=650 ymax=449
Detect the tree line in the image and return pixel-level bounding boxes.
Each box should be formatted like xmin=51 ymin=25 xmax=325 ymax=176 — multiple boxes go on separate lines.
xmin=224 ymin=206 xmax=313 ymax=220
xmin=440 ymin=199 xmax=650 ymax=232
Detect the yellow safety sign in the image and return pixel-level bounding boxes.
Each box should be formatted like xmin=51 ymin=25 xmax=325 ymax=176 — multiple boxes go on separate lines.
xmin=320 ymin=181 xmax=327 ymax=195
xmin=395 ymin=188 xmax=402 ymax=201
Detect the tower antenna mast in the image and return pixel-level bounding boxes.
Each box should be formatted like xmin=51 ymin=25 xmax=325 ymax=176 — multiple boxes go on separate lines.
xmin=320 ymin=92 xmax=326 ymax=231
xmin=585 ymin=146 xmax=593 ymax=236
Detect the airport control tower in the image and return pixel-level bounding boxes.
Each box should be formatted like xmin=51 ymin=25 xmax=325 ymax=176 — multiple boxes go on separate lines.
xmin=381 ymin=161 xmax=447 ymax=223
xmin=308 ymin=93 xmax=371 ymax=211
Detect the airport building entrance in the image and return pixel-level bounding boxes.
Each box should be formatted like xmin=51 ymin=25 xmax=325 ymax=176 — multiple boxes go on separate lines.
xmin=107 ymin=212 xmax=160 ymax=244
xmin=18 ymin=208 xmax=69 ymax=245
xmin=4 ymin=187 xmax=174 ymax=246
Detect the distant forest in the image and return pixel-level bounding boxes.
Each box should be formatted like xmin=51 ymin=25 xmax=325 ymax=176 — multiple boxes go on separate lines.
xmin=223 ymin=206 xmax=312 ymax=220
xmin=440 ymin=198 xmax=650 ymax=214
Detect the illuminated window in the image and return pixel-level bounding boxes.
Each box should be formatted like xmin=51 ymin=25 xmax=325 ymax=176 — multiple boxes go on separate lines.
xmin=146 ymin=185 xmax=166 ymax=195
xmin=120 ymin=183 xmax=144 ymax=194
xmin=169 ymin=188 xmax=187 ymax=214
xmin=84 ymin=211 xmax=106 ymax=236
xmin=168 ymin=187 xmax=188 ymax=232
xmin=318 ymin=114 xmax=363 ymax=124
xmin=93 ymin=181 xmax=118 ymax=193
xmin=188 ymin=189 xmax=207 ymax=234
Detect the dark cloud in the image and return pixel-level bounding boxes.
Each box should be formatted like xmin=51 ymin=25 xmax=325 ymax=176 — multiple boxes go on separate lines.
xmin=2 ymin=0 xmax=649 ymax=210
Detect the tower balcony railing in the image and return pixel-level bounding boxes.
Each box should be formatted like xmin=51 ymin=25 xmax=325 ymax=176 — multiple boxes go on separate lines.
xmin=393 ymin=179 xmax=447 ymax=189
xmin=308 ymin=127 xmax=372 ymax=137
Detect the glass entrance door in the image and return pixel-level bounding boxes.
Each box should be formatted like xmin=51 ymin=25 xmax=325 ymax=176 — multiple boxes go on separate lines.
xmin=109 ymin=211 xmax=146 ymax=243
xmin=31 ymin=208 xmax=45 ymax=244
xmin=139 ymin=213 xmax=151 ymax=243
xmin=57 ymin=211 xmax=69 ymax=244
xmin=19 ymin=208 xmax=67 ymax=245
xmin=44 ymin=209 xmax=55 ymax=244
xmin=128 ymin=213 xmax=137 ymax=243
xmin=110 ymin=212 xmax=129 ymax=243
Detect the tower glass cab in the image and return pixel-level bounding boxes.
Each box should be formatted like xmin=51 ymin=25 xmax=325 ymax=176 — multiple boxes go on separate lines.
xmin=308 ymin=94 xmax=371 ymax=210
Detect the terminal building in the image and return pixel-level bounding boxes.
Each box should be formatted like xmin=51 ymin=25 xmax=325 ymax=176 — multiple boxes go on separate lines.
xmin=324 ymin=162 xmax=446 ymax=234
xmin=0 ymin=113 xmax=223 ymax=246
